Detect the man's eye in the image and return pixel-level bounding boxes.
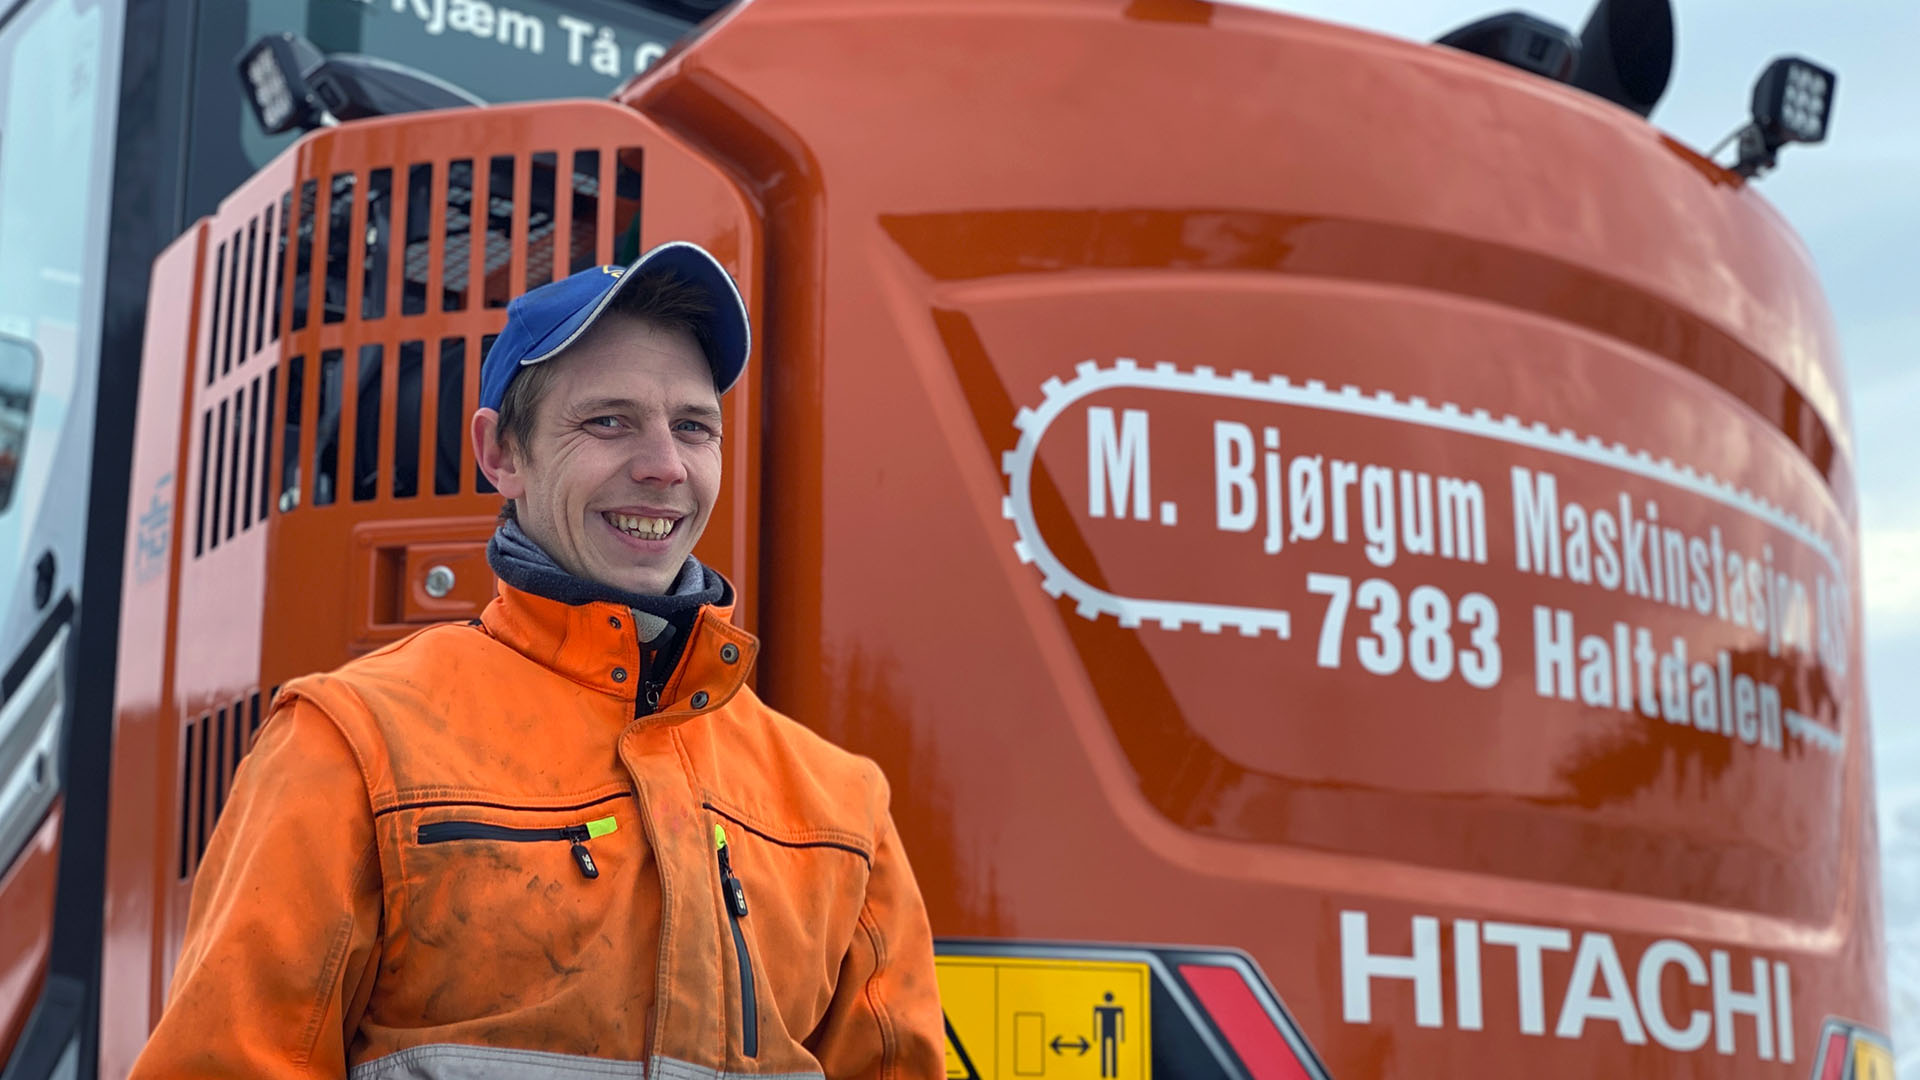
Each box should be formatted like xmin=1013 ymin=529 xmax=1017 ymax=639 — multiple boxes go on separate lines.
xmin=674 ymin=420 xmax=717 ymax=438
xmin=587 ymin=416 xmax=623 ymax=429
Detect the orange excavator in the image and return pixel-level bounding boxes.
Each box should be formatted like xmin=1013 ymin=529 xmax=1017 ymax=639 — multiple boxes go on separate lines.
xmin=0 ymin=0 xmax=1888 ymax=1077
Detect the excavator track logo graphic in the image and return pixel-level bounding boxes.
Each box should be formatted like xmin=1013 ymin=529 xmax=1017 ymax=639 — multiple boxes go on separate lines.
xmin=1001 ymin=358 xmax=1840 ymax=637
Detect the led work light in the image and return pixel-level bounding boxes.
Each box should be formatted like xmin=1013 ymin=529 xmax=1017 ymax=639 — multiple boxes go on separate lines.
xmin=1724 ymin=56 xmax=1837 ymax=179
xmin=237 ymin=32 xmax=484 ymax=136
xmin=239 ymin=34 xmax=331 ymax=135
xmin=1753 ymin=57 xmax=1835 ymax=146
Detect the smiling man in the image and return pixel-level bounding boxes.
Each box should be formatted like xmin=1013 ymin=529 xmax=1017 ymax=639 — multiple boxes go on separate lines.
xmin=132 ymin=244 xmax=944 ymax=1080
xmin=479 ymin=260 xmax=727 ymax=601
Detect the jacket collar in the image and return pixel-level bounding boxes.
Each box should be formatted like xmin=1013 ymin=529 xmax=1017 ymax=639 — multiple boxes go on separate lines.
xmin=480 ymin=579 xmax=759 ymax=721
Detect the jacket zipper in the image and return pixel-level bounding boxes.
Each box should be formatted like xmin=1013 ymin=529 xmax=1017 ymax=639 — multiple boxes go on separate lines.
xmin=713 ymin=823 xmax=758 ymax=1058
xmin=632 ymin=609 xmax=665 ymax=718
xmin=416 ymin=815 xmax=618 ymax=879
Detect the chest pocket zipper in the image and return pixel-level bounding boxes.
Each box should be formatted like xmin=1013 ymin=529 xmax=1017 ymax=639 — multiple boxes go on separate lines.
xmin=417 ymin=815 xmax=618 ymax=879
xmin=713 ymin=824 xmax=758 ymax=1058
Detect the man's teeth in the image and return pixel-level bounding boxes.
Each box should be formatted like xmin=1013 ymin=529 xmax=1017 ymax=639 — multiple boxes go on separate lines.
xmin=607 ymin=513 xmax=674 ymax=540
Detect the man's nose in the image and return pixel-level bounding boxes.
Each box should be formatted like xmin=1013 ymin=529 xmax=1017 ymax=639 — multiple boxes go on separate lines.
xmin=627 ymin=421 xmax=688 ymax=485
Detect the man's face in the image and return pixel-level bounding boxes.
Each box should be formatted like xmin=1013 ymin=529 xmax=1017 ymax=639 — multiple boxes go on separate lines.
xmin=479 ymin=316 xmax=723 ymax=595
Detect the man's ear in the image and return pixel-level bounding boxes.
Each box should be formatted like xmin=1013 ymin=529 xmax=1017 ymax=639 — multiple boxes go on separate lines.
xmin=472 ymin=408 xmax=528 ymax=501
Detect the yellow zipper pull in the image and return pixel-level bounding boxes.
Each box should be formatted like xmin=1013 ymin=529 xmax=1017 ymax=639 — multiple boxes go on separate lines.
xmin=714 ymin=824 xmax=748 ymax=917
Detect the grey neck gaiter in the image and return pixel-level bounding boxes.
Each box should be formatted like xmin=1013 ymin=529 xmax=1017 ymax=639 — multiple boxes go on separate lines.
xmin=486 ymin=517 xmax=728 ymax=652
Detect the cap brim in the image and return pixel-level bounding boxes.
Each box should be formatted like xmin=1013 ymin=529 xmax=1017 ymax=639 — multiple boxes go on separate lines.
xmin=521 ymin=242 xmax=751 ymax=393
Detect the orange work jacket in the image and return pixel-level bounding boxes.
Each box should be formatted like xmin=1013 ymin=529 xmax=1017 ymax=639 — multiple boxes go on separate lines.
xmin=131 ymin=580 xmax=943 ymax=1079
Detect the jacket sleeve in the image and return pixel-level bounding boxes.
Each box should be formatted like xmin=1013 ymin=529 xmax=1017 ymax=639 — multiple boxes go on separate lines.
xmin=807 ymin=772 xmax=944 ymax=1080
xmin=130 ymin=694 xmax=382 ymax=1079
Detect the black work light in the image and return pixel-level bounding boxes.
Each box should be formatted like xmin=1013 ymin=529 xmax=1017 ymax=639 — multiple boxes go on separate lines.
xmin=237 ymin=32 xmax=484 ymax=136
xmin=1725 ymin=55 xmax=1837 ymax=178
xmin=239 ymin=33 xmax=331 ymax=135
xmin=1752 ymin=57 xmax=1836 ymax=146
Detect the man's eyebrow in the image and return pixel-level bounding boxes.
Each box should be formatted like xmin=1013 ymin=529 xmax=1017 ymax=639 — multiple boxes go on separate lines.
xmin=571 ymin=396 xmax=723 ymax=424
xmin=569 ymin=396 xmax=643 ymax=415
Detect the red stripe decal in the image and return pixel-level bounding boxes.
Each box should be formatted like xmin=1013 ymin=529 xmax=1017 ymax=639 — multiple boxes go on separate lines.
xmin=1179 ymin=963 xmax=1310 ymax=1080
xmin=1819 ymin=1031 xmax=1849 ymax=1080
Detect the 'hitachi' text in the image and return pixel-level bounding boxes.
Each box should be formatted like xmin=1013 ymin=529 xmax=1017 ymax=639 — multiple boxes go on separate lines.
xmin=1341 ymin=911 xmax=1797 ymax=1060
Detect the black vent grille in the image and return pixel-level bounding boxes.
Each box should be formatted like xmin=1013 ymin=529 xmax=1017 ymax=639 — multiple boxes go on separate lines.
xmin=189 ymin=146 xmax=642 ymax=558
xmin=177 ymin=687 xmax=275 ymax=880
xmin=192 ymin=370 xmax=277 ymax=557
xmin=205 ymin=197 xmax=289 ymax=386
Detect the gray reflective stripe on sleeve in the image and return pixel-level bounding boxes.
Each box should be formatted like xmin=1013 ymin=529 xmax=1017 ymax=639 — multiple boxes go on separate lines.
xmin=350 ymin=1045 xmax=648 ymax=1080
xmin=348 ymin=1046 xmax=826 ymax=1080
xmin=649 ymin=1057 xmax=823 ymax=1080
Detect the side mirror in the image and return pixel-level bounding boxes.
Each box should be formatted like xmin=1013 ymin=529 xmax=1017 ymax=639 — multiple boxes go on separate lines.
xmin=1569 ymin=0 xmax=1675 ymax=118
xmin=1434 ymin=0 xmax=1674 ymax=118
xmin=0 ymin=334 xmax=41 ymax=514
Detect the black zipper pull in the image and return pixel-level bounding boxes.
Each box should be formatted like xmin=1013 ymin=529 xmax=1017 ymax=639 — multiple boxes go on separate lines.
xmin=566 ymin=816 xmax=617 ymax=879
xmin=714 ymin=825 xmax=748 ymax=916
xmin=632 ymin=620 xmax=667 ymax=718
xmin=566 ymin=826 xmax=599 ymax=878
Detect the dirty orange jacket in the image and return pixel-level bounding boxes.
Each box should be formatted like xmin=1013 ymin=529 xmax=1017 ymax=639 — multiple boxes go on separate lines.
xmin=131 ymin=580 xmax=943 ymax=1079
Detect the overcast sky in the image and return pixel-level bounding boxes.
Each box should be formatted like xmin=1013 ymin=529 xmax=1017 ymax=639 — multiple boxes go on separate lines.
xmin=1224 ymin=0 xmax=1920 ymax=1067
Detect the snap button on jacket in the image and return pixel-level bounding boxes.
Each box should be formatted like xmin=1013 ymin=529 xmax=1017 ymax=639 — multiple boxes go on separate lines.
xmin=132 ymin=582 xmax=944 ymax=1080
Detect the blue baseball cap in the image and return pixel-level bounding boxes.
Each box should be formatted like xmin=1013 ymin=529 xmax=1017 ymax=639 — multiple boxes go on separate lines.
xmin=479 ymin=241 xmax=750 ymax=412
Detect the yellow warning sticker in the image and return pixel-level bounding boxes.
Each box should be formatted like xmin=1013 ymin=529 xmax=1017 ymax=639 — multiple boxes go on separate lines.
xmin=937 ymin=955 xmax=1151 ymax=1080
xmin=1853 ymin=1036 xmax=1893 ymax=1080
